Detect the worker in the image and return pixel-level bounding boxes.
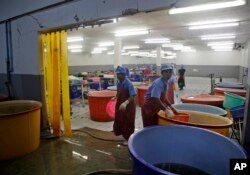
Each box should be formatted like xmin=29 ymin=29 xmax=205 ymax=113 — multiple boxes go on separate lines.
xmin=141 ymin=64 xmax=174 ymax=127
xmin=112 ymin=66 xmax=136 ymax=144
xmin=166 ymin=74 xmax=177 ymax=104
xmin=178 ymin=64 xmax=186 ymax=90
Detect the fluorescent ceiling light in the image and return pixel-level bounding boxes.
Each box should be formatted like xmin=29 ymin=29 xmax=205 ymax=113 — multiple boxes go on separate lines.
xmin=207 ymin=41 xmax=234 ymax=46
xmin=128 ymin=51 xmax=139 ymax=54
xmin=68 ymin=45 xmax=83 ymax=49
xmin=201 ymin=34 xmax=236 ymax=40
xmin=113 ymin=18 xmax=117 ymax=23
xmin=181 ymin=49 xmax=196 ymax=52
xmin=67 ymin=37 xmax=84 ymax=42
xmin=144 ymin=38 xmax=170 ymax=44
xmin=214 ymin=49 xmax=233 ymax=52
xmin=115 ymin=29 xmax=149 ymax=37
xmin=202 ymin=36 xmax=236 ymax=40
xmin=107 ymin=51 xmax=114 ymax=55
xmin=188 ymin=19 xmax=238 ymax=26
xmin=211 ymin=46 xmax=234 ymax=49
xmin=98 ymin=42 xmax=114 ymax=47
xmin=93 ymin=47 xmax=107 ymax=51
xmin=169 ymin=0 xmax=246 ymax=14
xmin=123 ymin=45 xmax=140 ymax=49
xmin=189 ymin=22 xmax=239 ymax=30
xmin=162 ymin=43 xmax=183 ymax=48
xmin=70 ymin=49 xmax=83 ymax=53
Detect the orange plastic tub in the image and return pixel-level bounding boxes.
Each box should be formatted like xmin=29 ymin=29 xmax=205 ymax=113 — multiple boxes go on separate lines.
xmin=158 ymin=110 xmax=232 ymax=136
xmin=0 ymin=100 xmax=42 ymax=160
xmin=88 ymin=90 xmax=117 ymax=122
xmin=181 ymin=94 xmax=224 ymax=107
xmin=137 ymin=86 xmax=149 ymax=107
xmin=214 ymin=87 xmax=246 ymax=97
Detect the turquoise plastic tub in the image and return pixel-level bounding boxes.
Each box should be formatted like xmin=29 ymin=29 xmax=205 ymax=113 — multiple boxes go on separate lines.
xmin=223 ymin=92 xmax=246 ymax=109
xmin=173 ymin=103 xmax=227 ymax=116
xmin=128 ymin=125 xmax=247 ymax=175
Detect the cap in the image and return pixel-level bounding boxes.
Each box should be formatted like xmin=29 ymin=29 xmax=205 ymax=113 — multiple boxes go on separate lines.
xmin=161 ymin=64 xmax=173 ymax=71
xmin=115 ymin=66 xmax=127 ymax=75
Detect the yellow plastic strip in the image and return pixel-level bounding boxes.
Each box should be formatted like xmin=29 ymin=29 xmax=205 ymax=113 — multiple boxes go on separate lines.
xmin=46 ymin=34 xmax=53 ymax=125
xmin=60 ymin=31 xmax=72 ymax=137
xmin=52 ymin=32 xmax=61 ymax=136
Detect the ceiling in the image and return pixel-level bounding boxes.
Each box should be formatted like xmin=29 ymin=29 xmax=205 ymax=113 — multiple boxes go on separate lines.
xmin=67 ymin=0 xmax=250 ymax=56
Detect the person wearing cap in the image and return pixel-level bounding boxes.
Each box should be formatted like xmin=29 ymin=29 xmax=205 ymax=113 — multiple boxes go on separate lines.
xmin=112 ymin=66 xmax=137 ymax=142
xmin=178 ymin=64 xmax=186 ymax=90
xmin=141 ymin=64 xmax=174 ymax=127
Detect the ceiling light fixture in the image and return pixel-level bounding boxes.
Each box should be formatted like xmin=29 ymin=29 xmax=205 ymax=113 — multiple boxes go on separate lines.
xmin=162 ymin=43 xmax=183 ymax=48
xmin=188 ymin=19 xmax=238 ymax=26
xmin=201 ymin=34 xmax=236 ymax=40
xmin=70 ymin=49 xmax=83 ymax=53
xmin=169 ymin=0 xmax=246 ymax=14
xmin=67 ymin=37 xmax=84 ymax=43
xmin=189 ymin=22 xmax=239 ymax=30
xmin=207 ymin=41 xmax=234 ymax=46
xmin=123 ymin=45 xmax=140 ymax=49
xmin=144 ymin=38 xmax=170 ymax=44
xmin=93 ymin=47 xmax=107 ymax=51
xmin=91 ymin=51 xmax=102 ymax=54
xmin=98 ymin=42 xmax=114 ymax=47
xmin=213 ymin=49 xmax=233 ymax=52
xmin=68 ymin=45 xmax=83 ymax=49
xmin=211 ymin=46 xmax=234 ymax=49
xmin=115 ymin=29 xmax=149 ymax=37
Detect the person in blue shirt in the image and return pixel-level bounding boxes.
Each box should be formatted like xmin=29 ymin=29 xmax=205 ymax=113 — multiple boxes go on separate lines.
xmin=141 ymin=64 xmax=173 ymax=127
xmin=112 ymin=66 xmax=137 ymax=142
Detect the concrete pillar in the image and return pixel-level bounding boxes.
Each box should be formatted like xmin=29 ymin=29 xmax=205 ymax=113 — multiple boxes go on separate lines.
xmin=114 ymin=38 xmax=122 ymax=69
xmin=156 ymin=46 xmax=162 ymax=75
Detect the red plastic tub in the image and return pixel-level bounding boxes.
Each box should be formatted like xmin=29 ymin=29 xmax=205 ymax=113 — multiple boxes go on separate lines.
xmin=137 ymin=86 xmax=149 ymax=107
xmin=214 ymin=87 xmax=246 ymax=97
xmin=88 ymin=90 xmax=117 ymax=122
xmin=181 ymin=94 xmax=224 ymax=107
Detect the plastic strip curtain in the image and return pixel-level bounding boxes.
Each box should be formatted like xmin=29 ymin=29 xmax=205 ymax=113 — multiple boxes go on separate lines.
xmin=41 ymin=31 xmax=71 ymax=137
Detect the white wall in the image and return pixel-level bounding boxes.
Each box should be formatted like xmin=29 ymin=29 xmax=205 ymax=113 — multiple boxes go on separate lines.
xmin=176 ymin=50 xmax=241 ymax=66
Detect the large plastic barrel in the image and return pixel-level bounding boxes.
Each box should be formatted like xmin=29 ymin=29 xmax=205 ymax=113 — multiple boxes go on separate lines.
xmin=0 ymin=100 xmax=42 ymax=160
xmin=158 ymin=110 xmax=232 ymax=136
xmin=88 ymin=90 xmax=117 ymax=121
xmin=214 ymin=87 xmax=246 ymax=97
xmin=181 ymin=94 xmax=224 ymax=107
xmin=223 ymin=92 xmax=246 ymax=109
xmin=128 ymin=125 xmax=247 ymax=175
xmin=173 ymin=103 xmax=227 ymax=116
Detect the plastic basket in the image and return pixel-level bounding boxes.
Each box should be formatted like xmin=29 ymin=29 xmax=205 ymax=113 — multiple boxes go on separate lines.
xmin=230 ymin=105 xmax=245 ymax=119
xmin=223 ymin=92 xmax=245 ymax=109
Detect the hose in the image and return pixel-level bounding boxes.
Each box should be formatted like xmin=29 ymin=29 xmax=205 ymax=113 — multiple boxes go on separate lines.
xmin=83 ymin=169 xmax=132 ymax=175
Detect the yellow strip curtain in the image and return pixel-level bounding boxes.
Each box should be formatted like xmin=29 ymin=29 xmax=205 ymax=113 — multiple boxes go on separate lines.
xmin=41 ymin=31 xmax=71 ymax=137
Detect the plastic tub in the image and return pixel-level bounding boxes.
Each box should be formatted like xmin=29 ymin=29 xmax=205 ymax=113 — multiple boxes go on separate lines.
xmin=230 ymin=105 xmax=245 ymax=119
xmin=0 ymin=100 xmax=42 ymax=160
xmin=181 ymin=94 xmax=224 ymax=107
xmin=173 ymin=103 xmax=227 ymax=116
xmin=88 ymin=90 xmax=117 ymax=121
xmin=128 ymin=125 xmax=247 ymax=175
xmin=214 ymin=87 xmax=246 ymax=97
xmin=137 ymin=86 xmax=149 ymax=107
xmin=215 ymin=82 xmax=244 ymax=89
xmin=223 ymin=92 xmax=246 ymax=109
xmin=158 ymin=110 xmax=232 ymax=136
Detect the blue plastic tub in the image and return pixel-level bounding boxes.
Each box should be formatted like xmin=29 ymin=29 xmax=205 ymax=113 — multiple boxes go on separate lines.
xmin=173 ymin=103 xmax=227 ymax=116
xmin=128 ymin=125 xmax=247 ymax=175
xmin=230 ymin=105 xmax=245 ymax=119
